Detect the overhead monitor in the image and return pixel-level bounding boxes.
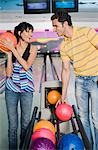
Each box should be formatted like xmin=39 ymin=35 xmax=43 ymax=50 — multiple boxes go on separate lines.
xmin=24 ymin=0 xmax=50 ymax=14
xmin=52 ymin=0 xmax=78 ymax=13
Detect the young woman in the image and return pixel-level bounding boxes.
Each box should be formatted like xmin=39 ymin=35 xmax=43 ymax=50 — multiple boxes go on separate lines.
xmin=0 ymin=22 xmax=38 ymax=150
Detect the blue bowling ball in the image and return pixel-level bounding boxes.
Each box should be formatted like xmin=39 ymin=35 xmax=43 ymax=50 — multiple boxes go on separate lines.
xmin=58 ymin=133 xmax=84 ymax=150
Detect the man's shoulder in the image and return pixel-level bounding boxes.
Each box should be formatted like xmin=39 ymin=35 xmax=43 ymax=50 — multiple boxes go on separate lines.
xmin=76 ymin=26 xmax=91 ymax=33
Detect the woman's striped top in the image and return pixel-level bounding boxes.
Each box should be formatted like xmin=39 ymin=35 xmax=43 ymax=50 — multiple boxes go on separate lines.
xmin=5 ymin=60 xmax=35 ymax=93
xmin=60 ymin=27 xmax=98 ymax=76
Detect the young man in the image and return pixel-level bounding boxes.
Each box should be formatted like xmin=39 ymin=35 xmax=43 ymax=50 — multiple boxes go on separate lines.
xmin=51 ymin=11 xmax=98 ymax=149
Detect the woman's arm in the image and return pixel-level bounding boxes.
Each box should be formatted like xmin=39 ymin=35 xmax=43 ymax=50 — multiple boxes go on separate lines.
xmin=5 ymin=52 xmax=13 ymax=77
xmin=0 ymin=39 xmax=38 ymax=70
xmin=11 ymin=45 xmax=37 ymax=70
xmin=0 ymin=43 xmax=13 ymax=77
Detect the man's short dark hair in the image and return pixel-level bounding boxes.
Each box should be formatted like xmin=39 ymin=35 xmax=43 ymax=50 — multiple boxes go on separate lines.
xmin=51 ymin=11 xmax=72 ymax=26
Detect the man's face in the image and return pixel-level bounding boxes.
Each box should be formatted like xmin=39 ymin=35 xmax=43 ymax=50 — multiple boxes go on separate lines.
xmin=52 ymin=19 xmax=65 ymax=36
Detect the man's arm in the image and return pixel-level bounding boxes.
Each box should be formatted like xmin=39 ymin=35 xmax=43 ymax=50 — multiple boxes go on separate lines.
xmin=55 ymin=60 xmax=70 ymax=107
xmin=61 ymin=61 xmax=71 ymax=101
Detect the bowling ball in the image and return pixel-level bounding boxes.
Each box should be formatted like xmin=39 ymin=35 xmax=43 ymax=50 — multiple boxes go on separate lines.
xmin=32 ymin=128 xmax=56 ymax=144
xmin=47 ymin=90 xmax=61 ymax=104
xmin=58 ymin=133 xmax=84 ymax=150
xmin=0 ymin=32 xmax=17 ymax=51
xmin=30 ymin=137 xmax=56 ymax=150
xmin=55 ymin=103 xmax=73 ymax=121
xmin=33 ymin=120 xmax=55 ymax=134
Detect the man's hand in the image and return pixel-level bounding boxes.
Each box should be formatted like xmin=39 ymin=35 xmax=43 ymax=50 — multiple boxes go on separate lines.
xmin=55 ymin=98 xmax=66 ymax=108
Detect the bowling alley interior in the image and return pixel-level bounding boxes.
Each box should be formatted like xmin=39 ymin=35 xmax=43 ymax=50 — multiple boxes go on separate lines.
xmin=0 ymin=0 xmax=98 ymax=150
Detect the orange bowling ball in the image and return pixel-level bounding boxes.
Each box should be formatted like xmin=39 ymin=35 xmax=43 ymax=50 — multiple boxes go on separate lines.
xmin=47 ymin=90 xmax=61 ymax=104
xmin=0 ymin=32 xmax=17 ymax=52
xmin=33 ymin=120 xmax=55 ymax=134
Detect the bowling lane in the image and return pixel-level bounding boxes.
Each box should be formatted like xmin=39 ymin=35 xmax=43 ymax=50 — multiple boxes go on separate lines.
xmin=33 ymin=55 xmax=62 ymax=92
xmin=33 ymin=54 xmax=76 ymax=105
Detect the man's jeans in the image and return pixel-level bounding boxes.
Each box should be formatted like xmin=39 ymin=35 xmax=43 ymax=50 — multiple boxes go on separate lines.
xmin=75 ymin=76 xmax=98 ymax=150
xmin=5 ymin=88 xmax=33 ymax=150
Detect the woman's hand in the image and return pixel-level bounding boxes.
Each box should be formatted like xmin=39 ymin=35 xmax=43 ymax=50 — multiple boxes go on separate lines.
xmin=0 ymin=49 xmax=12 ymax=55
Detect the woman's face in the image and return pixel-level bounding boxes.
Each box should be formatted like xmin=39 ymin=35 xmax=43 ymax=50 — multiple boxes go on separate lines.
xmin=20 ymin=28 xmax=33 ymax=43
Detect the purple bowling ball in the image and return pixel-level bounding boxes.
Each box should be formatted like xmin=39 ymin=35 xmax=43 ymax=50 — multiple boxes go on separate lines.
xmin=30 ymin=137 xmax=56 ymax=150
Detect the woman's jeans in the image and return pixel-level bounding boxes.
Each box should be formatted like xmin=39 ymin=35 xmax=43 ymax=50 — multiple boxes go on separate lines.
xmin=75 ymin=76 xmax=98 ymax=150
xmin=5 ymin=88 xmax=33 ymax=150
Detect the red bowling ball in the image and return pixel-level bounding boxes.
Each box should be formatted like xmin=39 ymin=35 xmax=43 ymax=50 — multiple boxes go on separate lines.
xmin=32 ymin=128 xmax=56 ymax=144
xmin=55 ymin=103 xmax=73 ymax=121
